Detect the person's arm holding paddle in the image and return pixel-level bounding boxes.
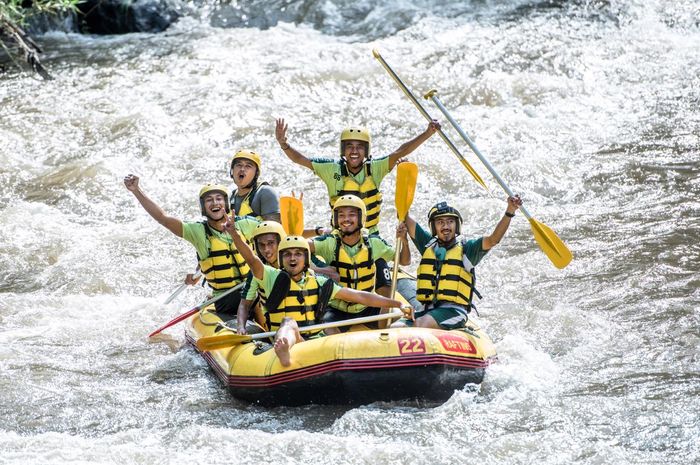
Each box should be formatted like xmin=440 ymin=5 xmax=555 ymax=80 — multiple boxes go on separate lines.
xmin=397 ymin=222 xmax=411 ymax=266
xmin=275 ymin=118 xmax=313 ymax=170
xmin=387 ymin=120 xmax=441 ymax=170
xmin=482 ymin=196 xmax=523 ymax=250
xmin=124 ymin=174 xmax=183 ymax=237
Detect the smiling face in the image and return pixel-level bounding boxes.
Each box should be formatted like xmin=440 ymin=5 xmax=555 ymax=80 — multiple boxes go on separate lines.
xmin=255 ymin=233 xmax=280 ymax=266
xmin=281 ymin=248 xmax=307 ymax=277
xmin=202 ymin=192 xmax=228 ymax=220
xmin=342 ymin=140 xmax=367 ymax=171
xmin=335 ymin=206 xmax=360 ymax=235
xmin=433 ymin=215 xmax=458 ymax=243
xmin=231 ymin=158 xmax=258 ymax=188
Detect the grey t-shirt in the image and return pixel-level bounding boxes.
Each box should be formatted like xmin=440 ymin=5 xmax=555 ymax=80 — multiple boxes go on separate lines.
xmin=231 ymin=183 xmax=280 ymax=219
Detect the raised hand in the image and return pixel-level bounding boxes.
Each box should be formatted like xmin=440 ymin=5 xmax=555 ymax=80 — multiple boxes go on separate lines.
xmin=123 ymin=174 xmax=140 ymax=192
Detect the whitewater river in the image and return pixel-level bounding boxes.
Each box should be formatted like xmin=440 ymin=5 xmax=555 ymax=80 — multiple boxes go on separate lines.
xmin=1 ymin=1 xmax=698 ymax=463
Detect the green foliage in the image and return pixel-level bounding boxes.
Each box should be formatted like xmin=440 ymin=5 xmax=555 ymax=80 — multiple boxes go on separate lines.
xmin=0 ymin=0 xmax=81 ymax=26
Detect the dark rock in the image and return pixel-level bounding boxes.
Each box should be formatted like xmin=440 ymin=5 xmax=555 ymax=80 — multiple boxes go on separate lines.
xmin=78 ymin=0 xmax=185 ymax=34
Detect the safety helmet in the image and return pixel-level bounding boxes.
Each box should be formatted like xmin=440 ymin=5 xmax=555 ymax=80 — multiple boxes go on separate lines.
xmin=199 ymin=184 xmax=231 ymax=216
xmin=428 ymin=202 xmax=463 ymax=236
xmin=230 ymin=149 xmax=262 ymax=178
xmin=277 ymin=235 xmax=311 ymax=272
xmin=340 ymin=127 xmax=371 ymax=159
xmin=252 ymin=221 xmax=287 ymax=246
xmin=332 ymin=195 xmax=367 ymax=230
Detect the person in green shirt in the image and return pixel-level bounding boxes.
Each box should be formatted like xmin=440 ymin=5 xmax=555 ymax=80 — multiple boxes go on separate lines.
xmin=123 ymin=175 xmax=259 ymax=317
xmin=225 ymin=214 xmax=409 ymax=367
xmin=275 ymin=117 xmax=440 ymax=235
xmin=401 ymin=196 xmax=522 ymax=330
xmin=309 ymin=195 xmax=411 ymax=334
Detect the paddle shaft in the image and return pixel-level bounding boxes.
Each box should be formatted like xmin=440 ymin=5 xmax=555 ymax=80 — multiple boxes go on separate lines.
xmin=389 ymin=241 xmax=402 ymax=298
xmin=427 ymin=92 xmax=537 ymax=219
xmin=149 ymin=281 xmax=243 ymax=337
xmin=372 ymin=50 xmax=487 ymax=190
xmin=163 ymin=270 xmax=202 ymax=305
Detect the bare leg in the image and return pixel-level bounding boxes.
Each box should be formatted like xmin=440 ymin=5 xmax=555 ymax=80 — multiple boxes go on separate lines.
xmin=414 ymin=313 xmax=441 ymax=329
xmin=274 ymin=318 xmax=301 ymax=366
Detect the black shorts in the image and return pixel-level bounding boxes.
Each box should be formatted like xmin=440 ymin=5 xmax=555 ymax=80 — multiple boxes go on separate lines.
xmin=321 ymin=306 xmax=381 ymax=332
xmin=213 ymin=290 xmax=242 ymax=318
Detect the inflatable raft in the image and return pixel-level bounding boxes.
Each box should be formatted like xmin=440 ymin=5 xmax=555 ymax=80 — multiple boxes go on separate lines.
xmin=184 ymin=309 xmax=497 ymax=406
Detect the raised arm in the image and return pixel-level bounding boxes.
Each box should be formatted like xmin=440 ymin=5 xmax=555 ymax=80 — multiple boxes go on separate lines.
xmin=224 ymin=213 xmax=265 ymax=280
xmin=404 ymin=213 xmax=418 ymax=240
xmin=276 ymin=118 xmax=313 ymax=170
xmin=387 ymin=120 xmax=440 ymax=169
xmin=123 ymin=174 xmax=183 ymax=237
xmin=482 ymin=196 xmax=523 ymax=250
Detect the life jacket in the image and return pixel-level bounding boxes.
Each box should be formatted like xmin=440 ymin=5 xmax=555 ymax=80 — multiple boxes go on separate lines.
xmin=197 ymin=222 xmax=250 ymax=291
xmin=329 ymin=234 xmax=375 ymax=313
xmin=264 ymin=270 xmax=322 ymax=334
xmin=416 ymin=239 xmax=478 ymax=313
xmin=330 ymin=163 xmax=382 ymax=230
xmin=231 ymin=181 xmax=268 ymax=219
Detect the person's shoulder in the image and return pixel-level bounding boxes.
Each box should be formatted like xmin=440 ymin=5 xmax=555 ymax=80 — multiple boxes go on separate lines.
xmin=368 ymin=235 xmax=390 ymax=247
xmin=310 ymin=157 xmax=338 ymax=164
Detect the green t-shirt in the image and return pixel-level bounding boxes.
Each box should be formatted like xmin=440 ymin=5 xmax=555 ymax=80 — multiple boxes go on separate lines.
xmin=310 ymin=156 xmax=391 ymax=199
xmin=313 ymin=234 xmax=395 ymax=264
xmin=412 ymin=222 xmax=488 ymax=267
xmin=254 ymin=266 xmax=341 ymax=300
xmin=181 ymin=217 xmax=260 ymax=260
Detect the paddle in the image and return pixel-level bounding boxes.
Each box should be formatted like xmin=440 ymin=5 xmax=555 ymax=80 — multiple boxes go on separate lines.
xmin=424 ymin=90 xmax=573 ymax=269
xmin=280 ymin=195 xmax=304 ymax=235
xmin=372 ymin=49 xmax=488 ymax=191
xmin=148 ymin=281 xmax=244 ymax=337
xmin=196 ymin=309 xmax=404 ymax=351
xmin=390 ymin=162 xmax=418 ymax=298
xmin=163 ymin=269 xmax=201 ymax=304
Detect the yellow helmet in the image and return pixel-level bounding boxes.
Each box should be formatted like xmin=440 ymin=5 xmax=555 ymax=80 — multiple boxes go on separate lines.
xmin=230 ymin=149 xmax=262 ymax=178
xmin=332 ymin=194 xmax=367 ymax=230
xmin=253 ymin=221 xmax=287 ymax=243
xmin=428 ymin=202 xmax=463 ymax=236
xmin=340 ymin=126 xmax=371 ymax=158
xmin=199 ymin=184 xmax=230 ymax=216
xmin=277 ymin=235 xmax=310 ymax=271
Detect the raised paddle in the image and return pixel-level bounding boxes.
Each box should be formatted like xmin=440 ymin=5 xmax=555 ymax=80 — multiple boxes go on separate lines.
xmin=390 ymin=162 xmax=418 ymax=299
xmin=280 ymin=195 xmax=304 ymax=235
xmin=148 ymin=281 xmax=244 ymax=337
xmin=196 ymin=309 xmax=405 ymax=351
xmin=424 ymin=89 xmax=573 ymax=269
xmin=372 ymin=49 xmax=488 ymax=191
xmin=163 ymin=269 xmax=201 ymax=304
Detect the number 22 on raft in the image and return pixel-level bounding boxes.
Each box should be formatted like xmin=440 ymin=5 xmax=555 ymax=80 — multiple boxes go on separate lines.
xmin=398 ymin=336 xmax=426 ymax=355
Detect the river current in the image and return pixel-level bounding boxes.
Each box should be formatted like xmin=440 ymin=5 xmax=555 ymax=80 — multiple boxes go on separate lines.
xmin=1 ymin=1 xmax=698 ymax=464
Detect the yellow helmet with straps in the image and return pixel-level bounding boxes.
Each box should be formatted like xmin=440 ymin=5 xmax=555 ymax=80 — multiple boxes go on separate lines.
xmin=230 ymin=149 xmax=262 ymax=177
xmin=332 ymin=194 xmax=367 ymax=230
xmin=340 ymin=127 xmax=371 ymax=158
xmin=428 ymin=202 xmax=463 ymax=236
xmin=277 ymin=235 xmax=310 ymax=271
xmin=198 ymin=184 xmax=230 ymax=216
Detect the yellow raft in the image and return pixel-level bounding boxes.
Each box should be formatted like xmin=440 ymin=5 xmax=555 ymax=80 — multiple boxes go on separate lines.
xmin=185 ymin=310 xmax=498 ymax=406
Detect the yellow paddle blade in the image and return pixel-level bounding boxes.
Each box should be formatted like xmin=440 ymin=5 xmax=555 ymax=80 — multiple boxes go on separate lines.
xmin=280 ymin=196 xmax=304 ymax=235
xmin=395 ymin=162 xmax=418 ymax=221
xmin=528 ymin=217 xmax=573 ymax=269
xmin=457 ymin=155 xmax=488 ymax=190
xmin=196 ymin=333 xmax=252 ymax=351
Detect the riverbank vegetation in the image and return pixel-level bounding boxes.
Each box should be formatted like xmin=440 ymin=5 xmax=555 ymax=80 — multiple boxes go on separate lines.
xmin=0 ymin=0 xmax=80 ymax=79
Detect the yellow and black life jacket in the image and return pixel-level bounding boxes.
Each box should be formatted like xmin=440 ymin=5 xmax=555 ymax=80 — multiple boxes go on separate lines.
xmin=197 ymin=222 xmax=250 ymax=291
xmin=416 ymin=239 xmax=478 ymax=312
xmin=330 ymin=163 xmax=382 ymax=230
xmin=265 ymin=271 xmax=319 ymax=333
xmin=231 ymin=181 xmax=268 ymax=219
xmin=329 ymin=234 xmax=375 ymax=313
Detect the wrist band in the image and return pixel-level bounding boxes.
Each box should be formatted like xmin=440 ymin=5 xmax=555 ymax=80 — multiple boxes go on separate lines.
xmin=505 ymin=212 xmax=515 ymax=218
xmin=315 ymin=226 xmax=323 ymax=235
